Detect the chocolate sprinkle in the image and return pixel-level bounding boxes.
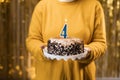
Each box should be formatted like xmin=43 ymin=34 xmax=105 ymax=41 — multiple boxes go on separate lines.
xmin=47 ymin=38 xmax=84 ymax=56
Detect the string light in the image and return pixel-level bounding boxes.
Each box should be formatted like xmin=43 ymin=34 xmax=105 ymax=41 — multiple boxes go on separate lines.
xmin=0 ymin=65 xmax=3 ymax=70
xmin=0 ymin=0 xmax=9 ymax=2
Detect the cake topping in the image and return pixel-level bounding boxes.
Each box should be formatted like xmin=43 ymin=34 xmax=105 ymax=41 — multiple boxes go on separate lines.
xmin=47 ymin=37 xmax=84 ymax=56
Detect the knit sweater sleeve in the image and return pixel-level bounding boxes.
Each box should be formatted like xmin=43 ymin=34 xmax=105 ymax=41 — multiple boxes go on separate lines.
xmin=26 ymin=1 xmax=46 ymax=61
xmin=79 ymin=1 xmax=107 ymax=63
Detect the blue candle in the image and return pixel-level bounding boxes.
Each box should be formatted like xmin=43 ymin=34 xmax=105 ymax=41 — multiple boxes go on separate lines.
xmin=60 ymin=19 xmax=68 ymax=38
xmin=60 ymin=25 xmax=67 ymax=38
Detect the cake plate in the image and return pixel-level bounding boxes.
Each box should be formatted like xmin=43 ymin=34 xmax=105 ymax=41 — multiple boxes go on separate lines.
xmin=43 ymin=47 xmax=89 ymax=61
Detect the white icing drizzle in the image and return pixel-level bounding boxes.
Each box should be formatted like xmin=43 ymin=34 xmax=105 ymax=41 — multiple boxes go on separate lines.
xmin=59 ymin=0 xmax=74 ymax=2
xmin=49 ymin=38 xmax=82 ymax=46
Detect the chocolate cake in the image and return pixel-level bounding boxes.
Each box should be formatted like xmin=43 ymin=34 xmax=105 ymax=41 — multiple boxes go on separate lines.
xmin=47 ymin=37 xmax=84 ymax=56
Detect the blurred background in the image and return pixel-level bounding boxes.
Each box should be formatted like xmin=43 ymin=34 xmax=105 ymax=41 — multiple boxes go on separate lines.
xmin=0 ymin=0 xmax=120 ymax=80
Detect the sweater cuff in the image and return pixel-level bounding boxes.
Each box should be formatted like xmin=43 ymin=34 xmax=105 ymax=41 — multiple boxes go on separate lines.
xmin=33 ymin=43 xmax=47 ymax=61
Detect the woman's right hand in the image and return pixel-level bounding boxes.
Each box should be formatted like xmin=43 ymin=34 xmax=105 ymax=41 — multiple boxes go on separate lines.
xmin=40 ymin=43 xmax=47 ymax=49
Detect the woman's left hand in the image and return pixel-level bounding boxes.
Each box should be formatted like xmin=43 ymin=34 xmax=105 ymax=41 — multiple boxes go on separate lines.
xmin=80 ymin=48 xmax=91 ymax=60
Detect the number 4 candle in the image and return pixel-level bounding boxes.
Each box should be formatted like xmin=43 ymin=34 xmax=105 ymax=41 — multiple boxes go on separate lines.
xmin=60 ymin=19 xmax=68 ymax=38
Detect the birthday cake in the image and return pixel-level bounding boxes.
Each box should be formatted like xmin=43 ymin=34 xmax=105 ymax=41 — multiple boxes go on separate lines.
xmin=47 ymin=37 xmax=84 ymax=56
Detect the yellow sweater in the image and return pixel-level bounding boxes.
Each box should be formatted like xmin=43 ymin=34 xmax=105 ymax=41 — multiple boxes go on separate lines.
xmin=26 ymin=0 xmax=107 ymax=80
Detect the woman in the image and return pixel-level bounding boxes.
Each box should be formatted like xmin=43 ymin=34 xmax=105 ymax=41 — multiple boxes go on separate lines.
xmin=26 ymin=0 xmax=107 ymax=80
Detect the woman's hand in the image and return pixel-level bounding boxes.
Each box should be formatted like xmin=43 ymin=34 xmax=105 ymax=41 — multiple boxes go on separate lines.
xmin=40 ymin=43 xmax=47 ymax=49
xmin=85 ymin=47 xmax=91 ymax=57
xmin=80 ymin=47 xmax=91 ymax=60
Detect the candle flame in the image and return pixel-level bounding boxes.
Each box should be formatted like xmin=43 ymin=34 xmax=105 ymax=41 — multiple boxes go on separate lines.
xmin=65 ymin=19 xmax=67 ymax=23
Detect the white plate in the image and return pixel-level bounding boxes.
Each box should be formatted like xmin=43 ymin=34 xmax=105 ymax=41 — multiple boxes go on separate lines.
xmin=43 ymin=47 xmax=89 ymax=61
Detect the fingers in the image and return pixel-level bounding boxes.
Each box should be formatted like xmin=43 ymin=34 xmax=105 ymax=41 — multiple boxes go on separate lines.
xmin=77 ymin=48 xmax=91 ymax=60
xmin=40 ymin=45 xmax=47 ymax=49
xmin=40 ymin=43 xmax=47 ymax=49
xmin=85 ymin=48 xmax=91 ymax=57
